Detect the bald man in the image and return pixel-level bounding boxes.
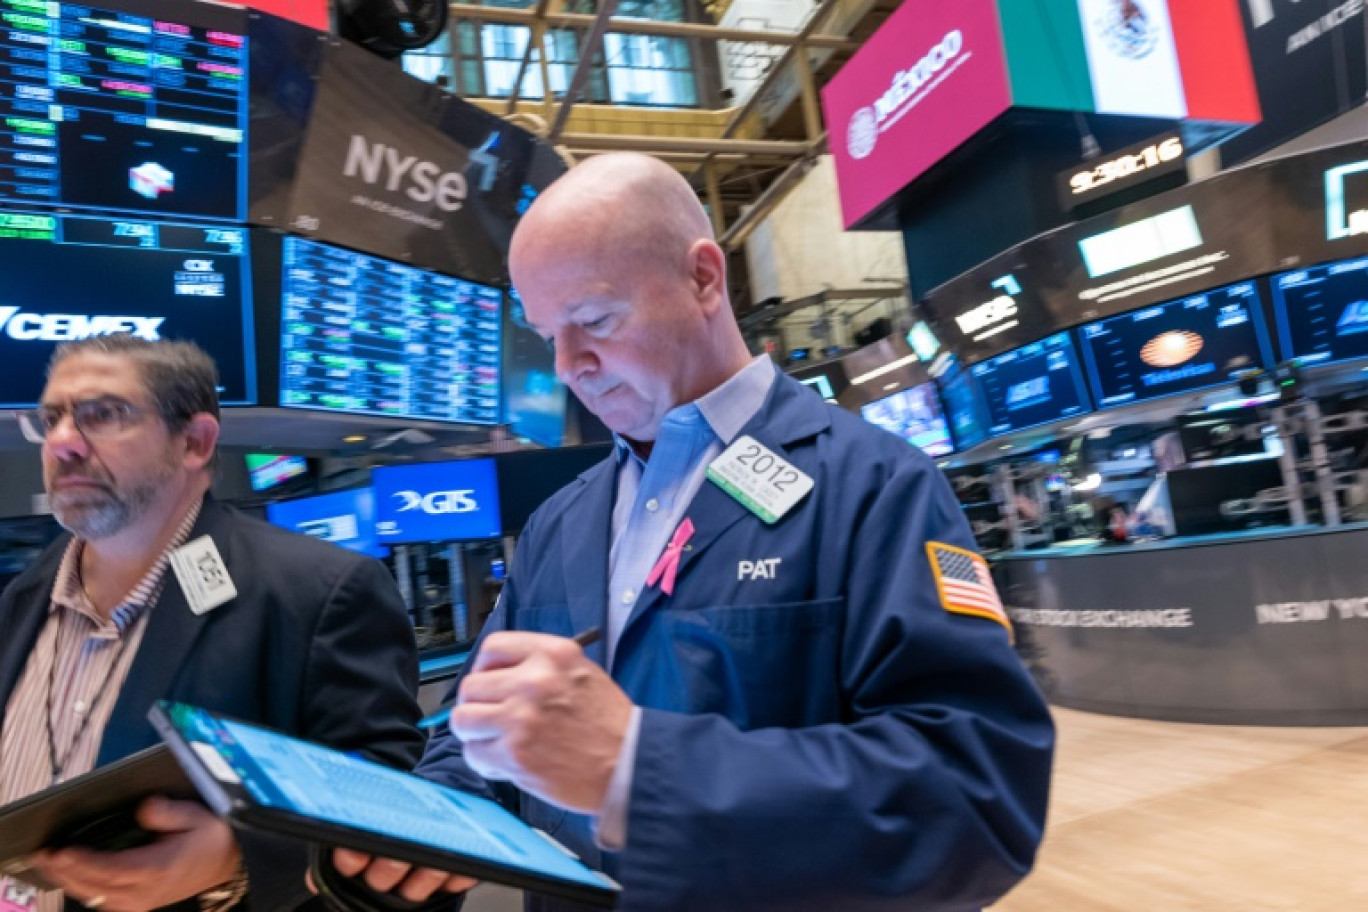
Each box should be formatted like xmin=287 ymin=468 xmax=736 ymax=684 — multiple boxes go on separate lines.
xmin=339 ymin=154 xmax=1054 ymax=911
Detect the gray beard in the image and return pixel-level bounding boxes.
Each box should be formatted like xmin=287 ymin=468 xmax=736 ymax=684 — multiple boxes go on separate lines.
xmin=51 ymin=473 xmax=171 ymax=541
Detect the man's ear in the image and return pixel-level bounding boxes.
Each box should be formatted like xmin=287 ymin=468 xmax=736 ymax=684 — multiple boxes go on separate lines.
xmin=688 ymin=239 xmax=728 ymax=317
xmin=182 ymin=414 xmax=220 ymax=471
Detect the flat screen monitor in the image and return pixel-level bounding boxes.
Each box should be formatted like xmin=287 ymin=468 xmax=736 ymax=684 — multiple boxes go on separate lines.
xmin=372 ymin=458 xmax=501 ymax=544
xmin=935 ymin=358 xmax=990 ymax=451
xmin=266 ymin=487 xmax=386 ymax=559
xmin=858 ymin=383 xmax=954 ymax=458
xmin=1078 ymin=282 xmax=1275 ymax=409
xmin=0 ymin=211 xmax=254 ymax=407
xmin=502 ymin=290 xmax=565 ymax=447
xmin=279 ymin=237 xmax=502 ymax=424
xmin=971 ymin=332 xmax=1092 ymax=437
xmin=1272 ymin=256 xmax=1368 ymax=368
xmin=0 ymin=0 xmax=248 ymax=222
xmin=245 ymin=454 xmax=308 ymax=492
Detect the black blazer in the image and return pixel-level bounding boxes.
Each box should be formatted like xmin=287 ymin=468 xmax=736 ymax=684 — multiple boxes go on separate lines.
xmin=0 ymin=497 xmax=426 ymax=912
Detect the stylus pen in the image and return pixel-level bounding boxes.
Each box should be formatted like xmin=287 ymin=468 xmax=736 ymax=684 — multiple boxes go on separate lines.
xmin=417 ymin=627 xmax=603 ymax=730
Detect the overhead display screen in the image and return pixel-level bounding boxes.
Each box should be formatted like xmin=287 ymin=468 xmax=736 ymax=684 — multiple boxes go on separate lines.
xmin=267 ymin=487 xmax=386 ymax=559
xmin=858 ymin=383 xmax=953 ymax=458
xmin=935 ymin=358 xmax=989 ymax=452
xmin=1079 ymin=282 xmax=1274 ymax=409
xmin=278 ymin=39 xmax=566 ymax=286
xmin=0 ymin=210 xmax=253 ymax=407
xmin=1272 ymin=257 xmax=1368 ymax=368
xmin=372 ymin=458 xmax=501 ymax=544
xmin=279 ymin=237 xmax=502 ymax=424
xmin=0 ymin=0 xmax=248 ymax=221
xmin=971 ymin=332 xmax=1090 ymax=437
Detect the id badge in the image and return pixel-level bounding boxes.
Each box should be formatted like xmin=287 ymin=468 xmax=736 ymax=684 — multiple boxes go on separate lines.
xmin=169 ymin=536 xmax=238 ymax=615
xmin=706 ymin=436 xmax=814 ymax=524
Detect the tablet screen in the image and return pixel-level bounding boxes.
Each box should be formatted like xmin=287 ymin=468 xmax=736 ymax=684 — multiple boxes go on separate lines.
xmin=168 ymin=706 xmax=612 ymax=893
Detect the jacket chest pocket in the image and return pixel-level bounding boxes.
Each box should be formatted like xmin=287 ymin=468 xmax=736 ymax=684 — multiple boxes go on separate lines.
xmin=635 ymin=597 xmax=845 ymax=729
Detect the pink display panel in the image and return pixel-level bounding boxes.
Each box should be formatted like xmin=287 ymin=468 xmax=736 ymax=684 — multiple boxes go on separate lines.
xmin=821 ymin=0 xmax=1012 ymax=228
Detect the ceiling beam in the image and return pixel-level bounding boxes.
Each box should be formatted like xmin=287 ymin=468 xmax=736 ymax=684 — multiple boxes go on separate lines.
xmin=448 ymin=4 xmax=857 ymax=48
xmin=558 ymin=132 xmax=812 ymax=155
xmin=548 ymin=0 xmax=621 ymax=141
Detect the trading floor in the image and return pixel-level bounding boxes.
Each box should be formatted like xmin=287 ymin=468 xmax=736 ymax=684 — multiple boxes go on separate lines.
xmin=996 ymin=709 xmax=1368 ymax=911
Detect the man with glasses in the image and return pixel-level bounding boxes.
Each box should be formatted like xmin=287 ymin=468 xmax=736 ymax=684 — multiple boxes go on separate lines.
xmin=0 ymin=335 xmax=425 ymax=912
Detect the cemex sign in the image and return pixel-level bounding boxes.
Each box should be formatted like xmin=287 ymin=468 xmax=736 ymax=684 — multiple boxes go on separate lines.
xmin=823 ymin=0 xmax=1260 ymax=230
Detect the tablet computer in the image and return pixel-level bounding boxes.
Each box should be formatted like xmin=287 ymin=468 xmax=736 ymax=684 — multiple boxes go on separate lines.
xmin=149 ymin=701 xmax=620 ymax=908
xmin=0 ymin=744 xmax=197 ymax=876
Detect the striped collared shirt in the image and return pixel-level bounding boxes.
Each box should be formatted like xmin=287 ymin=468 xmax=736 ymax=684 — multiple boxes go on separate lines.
xmin=0 ymin=500 xmax=202 ymax=912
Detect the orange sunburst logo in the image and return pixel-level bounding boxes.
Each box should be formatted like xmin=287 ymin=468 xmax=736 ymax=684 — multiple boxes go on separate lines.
xmin=1140 ymin=330 xmax=1203 ymax=368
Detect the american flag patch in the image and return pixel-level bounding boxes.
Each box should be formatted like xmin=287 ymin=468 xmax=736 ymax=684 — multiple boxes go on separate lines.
xmin=926 ymin=542 xmax=1011 ymax=635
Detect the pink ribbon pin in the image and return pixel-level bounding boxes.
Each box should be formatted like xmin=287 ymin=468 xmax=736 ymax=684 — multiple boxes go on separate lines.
xmin=646 ymin=517 xmax=695 ymax=597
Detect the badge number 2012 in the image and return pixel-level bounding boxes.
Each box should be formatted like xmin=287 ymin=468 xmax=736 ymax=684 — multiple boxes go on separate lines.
xmin=706 ymin=436 xmax=814 ymax=524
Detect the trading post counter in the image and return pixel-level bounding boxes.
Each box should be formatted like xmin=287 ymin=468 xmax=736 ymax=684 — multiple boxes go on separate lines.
xmin=993 ymin=524 xmax=1368 ymax=725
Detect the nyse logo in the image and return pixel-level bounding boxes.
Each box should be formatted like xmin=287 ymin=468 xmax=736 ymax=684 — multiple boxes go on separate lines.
xmin=0 ymin=306 xmax=164 ymax=342
xmin=954 ymin=275 xmax=1022 ymax=339
xmin=394 ymin=489 xmax=479 ymax=515
xmin=344 ymin=135 xmax=469 ymax=212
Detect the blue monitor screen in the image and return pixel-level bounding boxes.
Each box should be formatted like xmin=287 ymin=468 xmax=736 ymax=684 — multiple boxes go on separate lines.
xmin=1272 ymin=256 xmax=1368 ymax=368
xmin=280 ymin=237 xmax=502 ymax=424
xmin=935 ymin=359 xmax=989 ymax=451
xmin=0 ymin=0 xmax=249 ymax=222
xmin=372 ymin=458 xmax=501 ymax=543
xmin=266 ymin=488 xmax=387 ymax=559
xmin=0 ymin=211 xmax=254 ymax=408
xmin=971 ymin=333 xmax=1091 ymax=437
xmin=859 ymin=383 xmax=954 ymax=457
xmin=1078 ymin=282 xmax=1274 ymax=408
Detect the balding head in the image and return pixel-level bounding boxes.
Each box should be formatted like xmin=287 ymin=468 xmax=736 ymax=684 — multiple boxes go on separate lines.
xmin=508 ymin=153 xmax=751 ymax=444
xmin=512 ymin=153 xmax=715 ymax=280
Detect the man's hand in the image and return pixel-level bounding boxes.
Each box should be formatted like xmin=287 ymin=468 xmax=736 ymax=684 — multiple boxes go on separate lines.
xmin=452 ymin=631 xmax=634 ymax=813
xmin=321 ymin=848 xmax=478 ymax=902
xmin=32 ymin=797 xmax=240 ymax=912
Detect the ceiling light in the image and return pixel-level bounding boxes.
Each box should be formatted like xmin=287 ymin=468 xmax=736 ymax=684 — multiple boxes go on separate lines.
xmin=849 ymin=354 xmax=919 ymax=385
xmin=343 ymin=435 xmax=367 ymax=443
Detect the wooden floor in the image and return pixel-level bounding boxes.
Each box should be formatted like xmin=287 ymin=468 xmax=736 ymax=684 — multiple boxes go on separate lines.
xmin=468 ymin=706 xmax=1368 ymax=911
xmin=993 ymin=707 xmax=1368 ymax=912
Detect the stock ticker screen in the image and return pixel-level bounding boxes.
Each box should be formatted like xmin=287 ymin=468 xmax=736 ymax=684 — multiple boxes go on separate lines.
xmin=1078 ymin=282 xmax=1274 ymax=409
xmin=971 ymin=332 xmax=1092 ymax=437
xmin=0 ymin=0 xmax=247 ymax=221
xmin=1273 ymin=256 xmax=1368 ymax=369
xmin=280 ymin=237 xmax=503 ymax=424
xmin=0 ymin=209 xmax=253 ymax=406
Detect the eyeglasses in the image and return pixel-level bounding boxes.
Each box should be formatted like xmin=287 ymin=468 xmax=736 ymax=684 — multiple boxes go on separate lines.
xmin=16 ymin=397 xmax=148 ymax=444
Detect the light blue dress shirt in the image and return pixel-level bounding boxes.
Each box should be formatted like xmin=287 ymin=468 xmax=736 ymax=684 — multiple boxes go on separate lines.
xmin=596 ymin=354 xmax=776 ymax=847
